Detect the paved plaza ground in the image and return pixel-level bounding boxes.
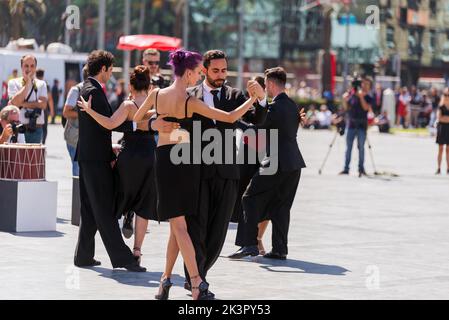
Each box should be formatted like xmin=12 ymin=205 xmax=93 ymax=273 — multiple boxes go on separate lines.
xmin=1 ymin=125 xmax=448 ymax=300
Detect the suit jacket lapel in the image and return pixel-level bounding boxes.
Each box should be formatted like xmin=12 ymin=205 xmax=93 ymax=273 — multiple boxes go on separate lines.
xmin=194 ymin=84 xmax=204 ymax=102
xmin=88 ymin=77 xmax=112 ymax=114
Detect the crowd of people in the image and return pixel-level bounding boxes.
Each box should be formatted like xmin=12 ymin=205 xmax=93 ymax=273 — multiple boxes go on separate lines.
xmin=1 ymin=47 xmax=449 ymax=301
xmin=69 ymin=48 xmax=306 ymax=300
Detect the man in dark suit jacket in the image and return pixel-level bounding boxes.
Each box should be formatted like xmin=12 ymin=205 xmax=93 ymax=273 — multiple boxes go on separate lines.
xmin=184 ymin=50 xmax=267 ymax=297
xmin=74 ymin=50 xmax=145 ymax=272
xmin=229 ymin=67 xmax=306 ymax=260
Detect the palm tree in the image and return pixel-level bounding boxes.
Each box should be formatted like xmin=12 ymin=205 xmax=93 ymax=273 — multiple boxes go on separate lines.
xmin=7 ymin=0 xmax=47 ymax=41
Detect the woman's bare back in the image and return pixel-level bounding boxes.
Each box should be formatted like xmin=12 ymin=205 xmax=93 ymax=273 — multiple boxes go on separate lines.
xmin=156 ymin=88 xmax=193 ymax=146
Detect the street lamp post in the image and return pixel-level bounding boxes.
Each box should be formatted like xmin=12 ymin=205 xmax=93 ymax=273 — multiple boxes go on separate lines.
xmin=183 ymin=0 xmax=189 ymax=49
xmin=124 ymin=0 xmax=131 ymax=90
xmin=237 ymin=0 xmax=245 ymax=91
xmin=98 ymin=0 xmax=106 ymax=50
xmin=64 ymin=0 xmax=71 ymax=46
xmin=342 ymin=4 xmax=350 ymax=93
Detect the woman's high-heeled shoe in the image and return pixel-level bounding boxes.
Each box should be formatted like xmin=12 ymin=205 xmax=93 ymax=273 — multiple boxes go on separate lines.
xmin=155 ymin=278 xmax=173 ymax=300
xmin=436 ymin=168 xmax=441 ymax=175
xmin=192 ymin=281 xmax=210 ymax=300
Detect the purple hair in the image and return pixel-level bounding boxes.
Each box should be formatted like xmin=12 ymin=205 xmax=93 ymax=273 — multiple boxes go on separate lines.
xmin=168 ymin=49 xmax=203 ymax=77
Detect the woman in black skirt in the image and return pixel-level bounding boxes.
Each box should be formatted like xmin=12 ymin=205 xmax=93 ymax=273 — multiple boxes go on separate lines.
xmin=134 ymin=49 xmax=259 ymax=300
xmin=436 ymin=88 xmax=449 ymax=174
xmin=78 ymin=66 xmax=157 ymax=263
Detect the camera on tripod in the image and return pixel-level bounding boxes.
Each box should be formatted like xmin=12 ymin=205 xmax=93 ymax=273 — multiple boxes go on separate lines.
xmin=24 ymin=109 xmax=42 ymax=132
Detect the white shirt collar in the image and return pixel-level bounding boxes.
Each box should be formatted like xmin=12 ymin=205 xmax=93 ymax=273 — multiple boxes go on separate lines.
xmin=202 ymin=81 xmax=221 ymax=95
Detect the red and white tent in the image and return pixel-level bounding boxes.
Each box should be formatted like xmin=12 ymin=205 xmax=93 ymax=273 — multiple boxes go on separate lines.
xmin=117 ymin=34 xmax=182 ymax=51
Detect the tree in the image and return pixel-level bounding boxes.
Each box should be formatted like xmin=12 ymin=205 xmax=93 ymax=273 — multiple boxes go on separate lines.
xmin=6 ymin=0 xmax=47 ymax=40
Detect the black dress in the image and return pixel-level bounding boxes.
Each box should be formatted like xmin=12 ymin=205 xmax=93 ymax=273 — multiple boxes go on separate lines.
xmin=154 ymin=91 xmax=200 ymax=221
xmin=114 ymin=101 xmax=158 ymax=221
xmin=437 ymin=105 xmax=449 ymax=145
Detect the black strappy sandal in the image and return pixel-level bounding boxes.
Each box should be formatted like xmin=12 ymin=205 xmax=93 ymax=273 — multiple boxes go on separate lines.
xmin=190 ymin=275 xmax=209 ymax=300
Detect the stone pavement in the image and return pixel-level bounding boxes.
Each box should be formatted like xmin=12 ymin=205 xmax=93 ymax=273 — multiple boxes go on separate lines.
xmin=1 ymin=125 xmax=449 ymax=300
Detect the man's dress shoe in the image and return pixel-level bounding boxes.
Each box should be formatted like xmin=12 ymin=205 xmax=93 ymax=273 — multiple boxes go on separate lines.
xmin=228 ymin=246 xmax=259 ymax=259
xmin=263 ymin=251 xmax=287 ymax=260
xmin=74 ymin=259 xmax=101 ymax=268
xmin=123 ymin=263 xmax=147 ymax=272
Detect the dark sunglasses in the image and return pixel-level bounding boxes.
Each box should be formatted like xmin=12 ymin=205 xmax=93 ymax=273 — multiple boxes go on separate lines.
xmin=145 ymin=61 xmax=160 ymax=66
xmin=444 ymin=94 xmax=449 ymax=97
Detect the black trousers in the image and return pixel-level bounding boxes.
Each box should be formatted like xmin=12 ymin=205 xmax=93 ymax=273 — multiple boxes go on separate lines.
xmin=186 ymin=176 xmax=238 ymax=282
xmin=74 ymin=161 xmax=134 ymax=268
xmin=237 ymin=169 xmax=301 ymax=255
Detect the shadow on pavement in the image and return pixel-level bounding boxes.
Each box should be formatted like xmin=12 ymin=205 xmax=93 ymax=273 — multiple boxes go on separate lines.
xmin=89 ymin=266 xmax=187 ymax=289
xmin=259 ymin=258 xmax=349 ymax=275
xmin=9 ymin=231 xmax=65 ymax=238
xmin=227 ymin=256 xmax=349 ymax=275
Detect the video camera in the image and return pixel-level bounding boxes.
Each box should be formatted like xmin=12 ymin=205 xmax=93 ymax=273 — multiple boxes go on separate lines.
xmin=24 ymin=109 xmax=42 ymax=132
xmin=351 ymin=78 xmax=362 ymax=91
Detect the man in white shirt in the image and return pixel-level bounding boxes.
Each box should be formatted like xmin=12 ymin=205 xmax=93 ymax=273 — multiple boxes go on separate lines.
xmin=8 ymin=55 xmax=48 ymax=143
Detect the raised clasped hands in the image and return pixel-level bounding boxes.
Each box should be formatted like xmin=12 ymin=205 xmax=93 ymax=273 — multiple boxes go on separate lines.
xmin=247 ymin=80 xmax=265 ymax=100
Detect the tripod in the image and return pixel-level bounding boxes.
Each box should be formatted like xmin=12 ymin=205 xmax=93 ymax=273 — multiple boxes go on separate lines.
xmin=318 ymin=130 xmax=396 ymax=177
xmin=318 ymin=130 xmax=339 ymax=175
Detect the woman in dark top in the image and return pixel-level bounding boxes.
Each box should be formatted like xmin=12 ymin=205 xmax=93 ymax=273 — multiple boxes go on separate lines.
xmin=436 ymin=88 xmax=449 ymax=174
xmin=134 ymin=49 xmax=259 ymax=300
xmin=78 ymin=66 xmax=157 ymax=263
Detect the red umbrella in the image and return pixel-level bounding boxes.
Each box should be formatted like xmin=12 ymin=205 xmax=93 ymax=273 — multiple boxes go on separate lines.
xmin=117 ymin=34 xmax=182 ymax=51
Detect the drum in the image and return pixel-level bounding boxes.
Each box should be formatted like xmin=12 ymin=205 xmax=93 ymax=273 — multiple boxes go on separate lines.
xmin=0 ymin=144 xmax=46 ymax=181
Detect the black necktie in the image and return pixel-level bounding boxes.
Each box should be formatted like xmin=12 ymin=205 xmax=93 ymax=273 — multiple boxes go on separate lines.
xmin=211 ymin=89 xmax=220 ymax=108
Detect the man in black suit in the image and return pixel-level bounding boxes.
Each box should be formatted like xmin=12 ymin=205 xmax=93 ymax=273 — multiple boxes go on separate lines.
xmin=74 ymin=50 xmax=145 ymax=272
xmin=184 ymin=50 xmax=267 ymax=297
xmin=229 ymin=67 xmax=306 ymax=260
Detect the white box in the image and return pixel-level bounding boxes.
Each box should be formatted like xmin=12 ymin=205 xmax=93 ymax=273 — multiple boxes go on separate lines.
xmin=0 ymin=180 xmax=58 ymax=232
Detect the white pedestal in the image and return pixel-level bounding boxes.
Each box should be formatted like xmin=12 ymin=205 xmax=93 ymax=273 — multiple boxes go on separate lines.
xmin=0 ymin=180 xmax=58 ymax=232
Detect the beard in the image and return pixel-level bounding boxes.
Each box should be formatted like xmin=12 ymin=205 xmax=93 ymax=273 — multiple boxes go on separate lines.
xmin=206 ymin=74 xmax=225 ymax=88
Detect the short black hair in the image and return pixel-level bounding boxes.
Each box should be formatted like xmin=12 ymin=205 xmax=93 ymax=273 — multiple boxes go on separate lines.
xmin=87 ymin=50 xmax=115 ymax=77
xmin=265 ymin=67 xmax=287 ymax=87
xmin=203 ymin=50 xmax=227 ymax=69
xmin=36 ymin=68 xmax=45 ymax=79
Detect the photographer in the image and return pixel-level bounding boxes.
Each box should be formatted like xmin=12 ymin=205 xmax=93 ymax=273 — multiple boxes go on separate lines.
xmin=8 ymin=55 xmax=48 ymax=143
xmin=0 ymin=105 xmax=25 ymax=144
xmin=340 ymin=76 xmax=374 ymax=177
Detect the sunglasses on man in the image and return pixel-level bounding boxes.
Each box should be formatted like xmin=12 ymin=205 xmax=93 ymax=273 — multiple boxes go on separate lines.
xmin=144 ymin=61 xmax=160 ymax=66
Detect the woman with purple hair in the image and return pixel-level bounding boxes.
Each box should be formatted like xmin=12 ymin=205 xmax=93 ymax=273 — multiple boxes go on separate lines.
xmin=134 ymin=49 xmax=260 ymax=300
